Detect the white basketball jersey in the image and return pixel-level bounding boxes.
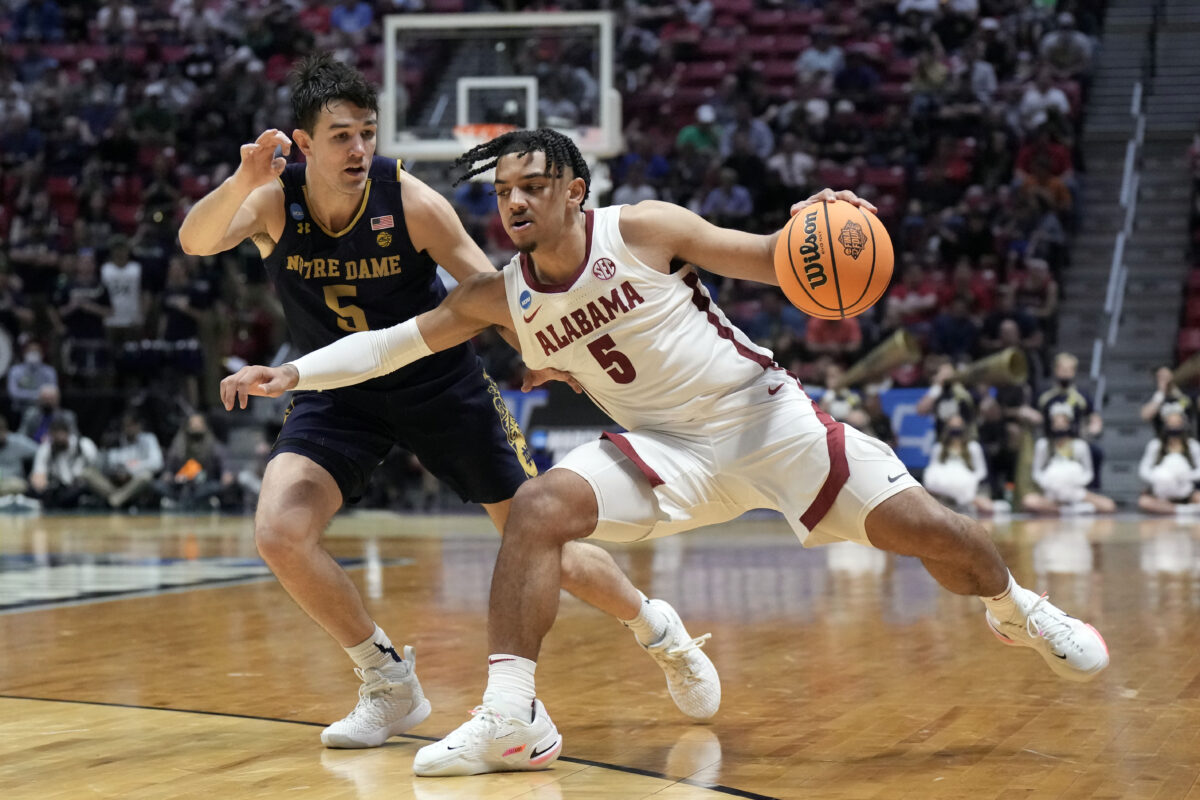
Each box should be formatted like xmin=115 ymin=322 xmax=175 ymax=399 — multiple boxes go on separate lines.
xmin=503 ymin=206 xmax=777 ymax=431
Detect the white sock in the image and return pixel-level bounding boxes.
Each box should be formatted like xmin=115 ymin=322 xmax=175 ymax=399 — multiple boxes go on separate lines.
xmin=482 ymin=654 xmax=537 ymax=720
xmin=980 ymin=571 xmax=1026 ymax=623
xmin=345 ymin=624 xmax=403 ymax=670
xmin=621 ymin=591 xmax=669 ymax=646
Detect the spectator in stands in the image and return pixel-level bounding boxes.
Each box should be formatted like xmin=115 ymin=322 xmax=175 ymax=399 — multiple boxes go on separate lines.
xmin=83 ymin=412 xmax=163 ymax=510
xmin=766 ymin=131 xmax=816 ymax=194
xmin=29 ymin=415 xmax=101 ymax=510
xmin=722 ymin=130 xmax=768 ymax=207
xmin=159 ymin=413 xmax=235 ymax=511
xmin=909 ymin=43 xmax=950 ymax=117
xmin=720 ymin=100 xmax=774 ymax=161
xmin=965 ymin=40 xmax=998 ymax=105
xmin=95 ymin=0 xmax=139 ymax=45
xmin=452 ymin=179 xmax=495 ymax=249
xmin=674 ymin=104 xmax=720 ymax=157
xmin=0 ymin=413 xmax=38 ymax=509
xmin=50 ymin=248 xmax=112 ymax=383
xmin=885 ymin=262 xmax=940 ymax=339
xmin=805 ymin=316 xmax=862 ymax=364
xmin=923 ymin=413 xmax=996 ymax=515
xmin=980 ymin=286 xmax=1043 ymax=356
xmin=1137 ymin=412 xmax=1200 ymax=515
xmin=929 ymin=293 xmax=980 ymax=362
xmin=1015 ymin=125 xmax=1074 ymax=186
xmin=18 ymin=384 xmax=77 ymax=444
xmin=1019 ymin=155 xmax=1073 ymax=217
xmin=1040 ymin=12 xmax=1093 ymax=83
xmin=158 ymin=255 xmax=210 ymax=407
xmin=612 ymin=163 xmax=658 ymax=206
xmin=795 ymin=29 xmax=844 ymax=81
xmin=10 ymin=0 xmax=65 ymax=42
xmin=700 ymin=167 xmax=753 ymax=229
xmin=1013 ymin=256 xmax=1059 ymax=342
xmin=1142 ymin=366 xmax=1197 ymax=436
xmin=977 ymin=378 xmax=1041 ymax=501
xmin=1023 ymin=410 xmax=1116 ymax=514
xmin=823 ymin=99 xmax=871 ymax=162
xmin=330 ymin=0 xmax=373 ymax=37
xmin=834 ymin=47 xmax=880 ymax=110
xmin=1037 ymin=352 xmax=1104 ymax=487
xmin=614 ymin=134 xmax=671 ymax=187
xmin=7 ymin=339 xmax=57 ymax=416
xmin=678 ymin=0 xmax=712 ymax=28
xmin=1018 ymin=68 xmax=1071 ymax=133
xmin=100 ymin=234 xmax=146 ymax=346
xmin=917 ymin=360 xmax=977 ymax=434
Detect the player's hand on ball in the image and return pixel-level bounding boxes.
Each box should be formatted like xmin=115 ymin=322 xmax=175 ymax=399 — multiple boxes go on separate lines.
xmin=221 ymin=364 xmax=299 ymax=410
xmin=235 ymin=129 xmax=291 ymax=190
xmin=522 ymin=366 xmax=582 ymax=394
xmin=790 ymin=188 xmax=877 ymax=216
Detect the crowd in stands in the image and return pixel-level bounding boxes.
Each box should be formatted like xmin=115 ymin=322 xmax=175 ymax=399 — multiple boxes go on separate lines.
xmin=0 ymin=0 xmax=1152 ymax=513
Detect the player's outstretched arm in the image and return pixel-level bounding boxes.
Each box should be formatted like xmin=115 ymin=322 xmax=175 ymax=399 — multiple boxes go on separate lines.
xmin=619 ymin=188 xmax=876 ymax=286
xmin=179 ymin=129 xmax=289 ymax=256
xmin=219 ymin=272 xmax=510 ymax=410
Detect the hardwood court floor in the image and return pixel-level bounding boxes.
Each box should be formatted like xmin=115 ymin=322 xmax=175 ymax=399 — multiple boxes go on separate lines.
xmin=1 ymin=511 xmax=1198 ymax=799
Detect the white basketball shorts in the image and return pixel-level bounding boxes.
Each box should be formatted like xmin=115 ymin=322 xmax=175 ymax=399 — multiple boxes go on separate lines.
xmin=553 ymin=375 xmax=921 ymax=547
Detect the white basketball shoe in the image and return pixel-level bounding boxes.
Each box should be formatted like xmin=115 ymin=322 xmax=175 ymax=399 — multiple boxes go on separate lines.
xmin=985 ymin=591 xmax=1109 ymax=681
xmin=412 ymin=700 xmax=562 ymax=777
xmin=638 ymin=599 xmax=721 ymax=719
xmin=321 ymin=645 xmax=432 ymax=748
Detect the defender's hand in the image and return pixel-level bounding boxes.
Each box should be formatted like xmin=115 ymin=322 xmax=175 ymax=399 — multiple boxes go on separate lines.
xmin=221 ymin=364 xmax=299 ymax=410
xmin=234 ymin=129 xmax=291 ymax=191
xmin=523 ymin=366 xmax=582 ymax=394
xmin=790 ymin=188 xmax=878 ymax=216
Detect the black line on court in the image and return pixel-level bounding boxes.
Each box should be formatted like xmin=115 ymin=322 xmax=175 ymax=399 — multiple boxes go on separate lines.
xmin=0 ymin=694 xmax=780 ymax=799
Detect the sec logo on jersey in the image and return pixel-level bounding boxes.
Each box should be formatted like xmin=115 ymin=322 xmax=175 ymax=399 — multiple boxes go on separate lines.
xmin=592 ymin=258 xmax=616 ymax=280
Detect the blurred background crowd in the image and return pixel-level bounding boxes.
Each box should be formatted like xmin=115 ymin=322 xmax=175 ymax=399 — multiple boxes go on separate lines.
xmin=0 ymin=0 xmax=1194 ymax=515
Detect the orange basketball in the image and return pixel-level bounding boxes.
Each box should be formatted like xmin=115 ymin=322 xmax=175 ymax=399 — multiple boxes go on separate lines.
xmin=773 ymin=202 xmax=894 ymax=319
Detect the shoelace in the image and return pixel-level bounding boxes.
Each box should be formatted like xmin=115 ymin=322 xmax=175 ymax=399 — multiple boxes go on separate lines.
xmin=656 ymin=633 xmax=712 ymax=685
xmin=1023 ymin=594 xmax=1075 ymax=653
xmin=441 ymin=705 xmax=504 ymax=744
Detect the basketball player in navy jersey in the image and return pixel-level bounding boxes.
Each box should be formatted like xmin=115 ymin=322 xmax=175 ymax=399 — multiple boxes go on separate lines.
xmin=223 ymin=129 xmax=1109 ymax=777
xmin=181 ymin=55 xmax=719 ymax=749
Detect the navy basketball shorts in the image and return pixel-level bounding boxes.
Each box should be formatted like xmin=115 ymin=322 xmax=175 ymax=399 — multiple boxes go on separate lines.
xmin=270 ymin=367 xmax=537 ymax=504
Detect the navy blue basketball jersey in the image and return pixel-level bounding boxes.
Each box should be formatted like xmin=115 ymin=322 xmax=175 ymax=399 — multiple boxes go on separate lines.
xmin=263 ymin=156 xmax=474 ymax=393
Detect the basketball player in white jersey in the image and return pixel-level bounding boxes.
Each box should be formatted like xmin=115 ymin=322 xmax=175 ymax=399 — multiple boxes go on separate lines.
xmin=222 ymin=129 xmax=1109 ymax=777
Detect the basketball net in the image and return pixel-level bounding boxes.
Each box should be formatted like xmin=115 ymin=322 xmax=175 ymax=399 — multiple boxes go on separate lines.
xmin=452 ymin=123 xmax=518 ymax=154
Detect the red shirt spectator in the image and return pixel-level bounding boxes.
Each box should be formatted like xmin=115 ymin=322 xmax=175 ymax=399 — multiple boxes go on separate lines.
xmin=805 ymin=317 xmax=863 ymax=358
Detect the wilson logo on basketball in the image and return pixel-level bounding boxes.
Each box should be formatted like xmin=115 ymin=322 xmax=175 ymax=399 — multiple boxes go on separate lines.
xmin=799 ymin=210 xmax=827 ymax=289
xmin=592 ymin=258 xmax=616 ymax=280
xmin=838 ymin=220 xmax=867 ymax=259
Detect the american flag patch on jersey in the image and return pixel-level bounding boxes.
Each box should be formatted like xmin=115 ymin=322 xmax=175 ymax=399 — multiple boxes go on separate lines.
xmin=370 ymin=215 xmax=394 ymax=230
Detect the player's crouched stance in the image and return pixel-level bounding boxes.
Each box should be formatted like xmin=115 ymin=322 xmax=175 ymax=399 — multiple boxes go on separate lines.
xmin=222 ymin=130 xmax=1107 ymax=778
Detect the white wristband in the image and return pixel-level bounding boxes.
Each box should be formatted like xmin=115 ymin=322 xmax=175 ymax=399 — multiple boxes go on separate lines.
xmin=290 ymin=318 xmax=434 ymax=391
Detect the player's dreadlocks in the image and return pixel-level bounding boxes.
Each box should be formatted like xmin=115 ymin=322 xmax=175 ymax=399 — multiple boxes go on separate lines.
xmin=452 ymin=128 xmax=591 ymax=204
xmin=290 ymin=52 xmax=378 ymax=134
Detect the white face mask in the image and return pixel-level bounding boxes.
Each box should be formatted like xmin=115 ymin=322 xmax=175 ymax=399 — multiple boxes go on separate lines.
xmin=24 ymin=351 xmax=41 ymax=365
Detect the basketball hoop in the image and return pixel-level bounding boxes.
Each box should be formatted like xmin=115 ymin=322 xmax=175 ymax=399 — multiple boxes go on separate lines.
xmin=452 ymin=123 xmax=519 ymax=153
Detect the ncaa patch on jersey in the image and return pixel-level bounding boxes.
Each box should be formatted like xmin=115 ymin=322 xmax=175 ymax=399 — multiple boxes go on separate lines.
xmin=377 ymin=231 xmax=392 ymax=248
xmin=289 ymin=203 xmax=305 ymax=221
xmin=371 ymin=215 xmax=395 ymax=230
xmin=519 ymin=290 xmax=532 ymax=309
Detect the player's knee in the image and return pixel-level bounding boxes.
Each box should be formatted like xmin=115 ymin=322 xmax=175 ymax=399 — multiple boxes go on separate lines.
xmin=254 ymin=482 xmax=331 ymax=563
xmin=508 ymin=473 xmax=596 ymax=545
